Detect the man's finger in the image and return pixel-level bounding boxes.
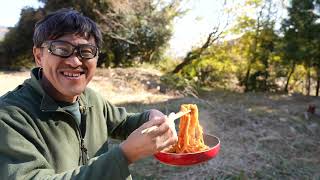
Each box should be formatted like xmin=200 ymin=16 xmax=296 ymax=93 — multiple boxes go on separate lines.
xmin=140 ymin=116 xmax=167 ymax=134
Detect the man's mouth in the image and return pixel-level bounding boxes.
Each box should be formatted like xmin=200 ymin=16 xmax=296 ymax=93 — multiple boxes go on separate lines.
xmin=61 ymin=71 xmax=85 ymax=78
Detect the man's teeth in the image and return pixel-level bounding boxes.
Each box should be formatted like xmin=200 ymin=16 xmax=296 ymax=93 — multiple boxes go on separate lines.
xmin=63 ymin=72 xmax=81 ymax=77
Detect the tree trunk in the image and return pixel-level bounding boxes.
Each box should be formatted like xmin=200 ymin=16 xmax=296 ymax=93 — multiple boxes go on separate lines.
xmin=306 ymin=65 xmax=311 ymax=96
xmin=172 ymin=29 xmax=223 ymax=74
xmin=316 ymin=76 xmax=320 ymax=96
xmin=243 ymin=7 xmax=263 ymax=92
xmin=284 ymin=63 xmax=295 ymax=93
xmin=172 ymin=51 xmax=200 ymax=73
xmin=113 ymin=49 xmax=123 ymax=67
xmin=316 ymin=67 xmax=320 ymax=96
xmin=243 ymin=63 xmax=252 ymax=92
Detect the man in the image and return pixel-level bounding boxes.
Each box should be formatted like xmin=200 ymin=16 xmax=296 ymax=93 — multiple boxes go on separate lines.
xmin=0 ymin=9 xmax=177 ymax=179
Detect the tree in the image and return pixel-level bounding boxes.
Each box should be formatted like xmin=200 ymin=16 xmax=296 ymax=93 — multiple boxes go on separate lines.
xmin=281 ymin=18 xmax=303 ymax=93
xmin=171 ymin=27 xmax=224 ymax=74
xmin=171 ymin=0 xmax=232 ymax=74
xmin=41 ymin=0 xmax=183 ymax=67
xmin=0 ymin=0 xmax=183 ymax=68
xmin=281 ymin=0 xmax=320 ymax=95
xmin=0 ymin=7 xmax=45 ymax=68
xmin=229 ymin=0 xmax=280 ymax=92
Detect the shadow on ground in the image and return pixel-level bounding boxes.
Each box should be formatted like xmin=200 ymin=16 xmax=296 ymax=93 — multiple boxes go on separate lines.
xmin=114 ymin=90 xmax=320 ymax=180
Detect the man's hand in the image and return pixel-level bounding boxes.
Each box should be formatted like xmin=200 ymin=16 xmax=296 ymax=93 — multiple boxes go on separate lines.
xmin=119 ymin=109 xmax=178 ymax=164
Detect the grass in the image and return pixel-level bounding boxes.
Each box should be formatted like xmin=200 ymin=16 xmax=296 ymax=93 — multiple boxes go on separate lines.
xmin=1 ymin=68 xmax=320 ymax=179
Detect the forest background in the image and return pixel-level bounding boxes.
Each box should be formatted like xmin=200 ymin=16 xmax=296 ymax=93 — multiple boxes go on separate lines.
xmin=1 ymin=0 xmax=320 ymax=95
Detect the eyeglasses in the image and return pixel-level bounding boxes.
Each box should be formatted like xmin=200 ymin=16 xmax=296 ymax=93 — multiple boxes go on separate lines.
xmin=41 ymin=40 xmax=99 ymax=60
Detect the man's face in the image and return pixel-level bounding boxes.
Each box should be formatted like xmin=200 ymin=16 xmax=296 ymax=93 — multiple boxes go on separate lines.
xmin=33 ymin=34 xmax=98 ymax=102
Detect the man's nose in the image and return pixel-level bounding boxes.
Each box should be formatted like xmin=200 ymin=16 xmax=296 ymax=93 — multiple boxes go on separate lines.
xmin=65 ymin=54 xmax=83 ymax=67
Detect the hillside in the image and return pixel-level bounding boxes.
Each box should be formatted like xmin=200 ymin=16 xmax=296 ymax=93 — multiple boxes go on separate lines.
xmin=1 ymin=68 xmax=319 ymax=179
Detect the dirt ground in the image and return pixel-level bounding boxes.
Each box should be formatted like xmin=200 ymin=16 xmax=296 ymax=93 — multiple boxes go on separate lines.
xmin=1 ymin=68 xmax=319 ymax=179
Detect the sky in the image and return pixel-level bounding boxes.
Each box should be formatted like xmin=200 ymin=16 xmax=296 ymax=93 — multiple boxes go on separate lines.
xmin=0 ymin=0 xmax=43 ymax=27
xmin=0 ymin=0 xmax=230 ymax=57
xmin=167 ymin=0 xmax=228 ymax=57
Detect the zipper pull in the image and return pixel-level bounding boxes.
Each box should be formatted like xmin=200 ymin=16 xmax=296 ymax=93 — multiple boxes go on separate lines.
xmin=79 ymin=105 xmax=87 ymax=114
xmin=80 ymin=138 xmax=89 ymax=165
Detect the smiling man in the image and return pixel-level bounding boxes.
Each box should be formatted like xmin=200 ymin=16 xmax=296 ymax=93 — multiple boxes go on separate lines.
xmin=34 ymin=35 xmax=98 ymax=102
xmin=0 ymin=9 xmax=177 ymax=179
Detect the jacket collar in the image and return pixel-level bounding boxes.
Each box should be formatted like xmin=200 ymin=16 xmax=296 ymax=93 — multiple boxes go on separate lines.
xmin=25 ymin=67 xmax=93 ymax=112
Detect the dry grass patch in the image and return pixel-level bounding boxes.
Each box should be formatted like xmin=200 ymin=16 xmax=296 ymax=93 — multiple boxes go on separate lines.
xmin=1 ymin=68 xmax=320 ymax=179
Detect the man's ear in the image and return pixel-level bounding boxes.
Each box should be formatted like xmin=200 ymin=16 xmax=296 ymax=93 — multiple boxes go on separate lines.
xmin=33 ymin=46 xmax=43 ymax=67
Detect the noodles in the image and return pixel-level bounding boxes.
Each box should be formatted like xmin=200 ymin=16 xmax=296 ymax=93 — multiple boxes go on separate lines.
xmin=168 ymin=104 xmax=209 ymax=153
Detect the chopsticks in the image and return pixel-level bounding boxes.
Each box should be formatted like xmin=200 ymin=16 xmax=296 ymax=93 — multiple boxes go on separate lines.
xmin=141 ymin=110 xmax=191 ymax=134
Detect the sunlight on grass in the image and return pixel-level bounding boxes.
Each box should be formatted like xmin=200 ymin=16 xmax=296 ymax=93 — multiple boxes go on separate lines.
xmin=0 ymin=71 xmax=29 ymax=96
xmin=1 ymin=69 xmax=319 ymax=179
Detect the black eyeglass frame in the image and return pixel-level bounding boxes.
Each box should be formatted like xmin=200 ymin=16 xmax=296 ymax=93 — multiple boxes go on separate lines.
xmin=41 ymin=40 xmax=99 ymax=60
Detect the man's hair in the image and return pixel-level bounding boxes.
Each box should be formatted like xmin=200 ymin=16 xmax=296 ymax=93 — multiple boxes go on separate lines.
xmin=33 ymin=8 xmax=103 ymax=48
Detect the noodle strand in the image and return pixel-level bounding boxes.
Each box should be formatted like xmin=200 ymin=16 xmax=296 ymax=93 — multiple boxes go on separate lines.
xmin=168 ymin=104 xmax=209 ymax=153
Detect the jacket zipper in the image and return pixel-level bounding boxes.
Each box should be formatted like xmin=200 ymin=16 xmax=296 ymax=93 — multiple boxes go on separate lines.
xmin=79 ymin=105 xmax=88 ymax=165
xmin=44 ymin=105 xmax=89 ymax=165
xmin=58 ymin=107 xmax=89 ymax=165
xmin=80 ymin=138 xmax=88 ymax=165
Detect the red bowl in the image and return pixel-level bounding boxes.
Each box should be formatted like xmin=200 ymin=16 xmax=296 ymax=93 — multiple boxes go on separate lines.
xmin=154 ymin=134 xmax=220 ymax=166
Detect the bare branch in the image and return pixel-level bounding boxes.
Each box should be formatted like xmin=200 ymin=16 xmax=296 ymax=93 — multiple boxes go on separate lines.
xmin=171 ymin=0 xmax=230 ymax=74
xmin=106 ymin=33 xmax=138 ymax=45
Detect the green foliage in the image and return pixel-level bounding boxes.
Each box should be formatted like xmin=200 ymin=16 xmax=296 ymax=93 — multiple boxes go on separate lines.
xmin=11 ymin=54 xmax=35 ymax=68
xmin=226 ymin=0 xmax=281 ymax=92
xmin=0 ymin=7 xmax=44 ymax=68
xmin=160 ymin=72 xmax=202 ymax=97
xmin=162 ymin=41 xmax=240 ymax=92
xmin=232 ymin=16 xmax=257 ymax=34
xmin=281 ymin=0 xmax=320 ymax=95
xmin=289 ymin=65 xmax=307 ymax=93
xmin=161 ymin=73 xmax=192 ymax=91
xmin=166 ymin=0 xmax=320 ymax=95
xmin=2 ymin=0 xmax=320 ymax=95
xmin=0 ymin=0 xmax=183 ymax=68
xmin=99 ymin=0 xmax=182 ymax=67
xmin=181 ymin=49 xmax=237 ymax=88
xmin=156 ymin=56 xmax=180 ymax=73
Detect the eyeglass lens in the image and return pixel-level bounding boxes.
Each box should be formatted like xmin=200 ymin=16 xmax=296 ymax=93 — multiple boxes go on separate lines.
xmin=48 ymin=40 xmax=98 ymax=59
